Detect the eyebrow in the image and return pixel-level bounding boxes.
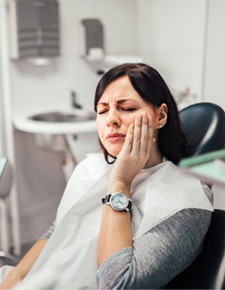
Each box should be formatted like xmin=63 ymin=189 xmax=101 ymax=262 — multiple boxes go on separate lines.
xmin=97 ymin=99 xmax=137 ymax=106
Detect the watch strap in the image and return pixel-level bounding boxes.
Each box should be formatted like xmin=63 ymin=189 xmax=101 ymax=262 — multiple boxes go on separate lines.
xmin=101 ymin=194 xmax=111 ymax=204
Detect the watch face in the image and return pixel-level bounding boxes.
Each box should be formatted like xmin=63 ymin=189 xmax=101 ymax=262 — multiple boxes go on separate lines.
xmin=110 ymin=192 xmax=128 ymax=211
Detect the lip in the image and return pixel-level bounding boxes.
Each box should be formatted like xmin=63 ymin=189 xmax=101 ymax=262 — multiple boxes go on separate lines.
xmin=106 ymin=133 xmax=126 ymax=141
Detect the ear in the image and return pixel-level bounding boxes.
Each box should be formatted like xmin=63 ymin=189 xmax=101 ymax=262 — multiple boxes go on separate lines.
xmin=157 ymin=103 xmax=168 ymax=129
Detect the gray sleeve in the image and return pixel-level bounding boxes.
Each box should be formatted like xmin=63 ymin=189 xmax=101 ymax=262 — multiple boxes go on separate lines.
xmin=97 ymin=185 xmax=213 ymax=289
xmin=39 ymin=221 xmax=55 ymax=240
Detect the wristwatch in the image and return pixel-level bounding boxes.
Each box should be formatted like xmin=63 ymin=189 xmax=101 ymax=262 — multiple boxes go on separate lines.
xmin=102 ymin=192 xmax=132 ymax=212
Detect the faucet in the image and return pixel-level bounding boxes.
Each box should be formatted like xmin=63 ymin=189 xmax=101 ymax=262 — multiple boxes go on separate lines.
xmin=71 ymin=90 xmax=82 ymax=109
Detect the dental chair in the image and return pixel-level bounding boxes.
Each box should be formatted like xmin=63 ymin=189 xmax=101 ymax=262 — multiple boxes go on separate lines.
xmin=166 ymin=102 xmax=225 ymax=289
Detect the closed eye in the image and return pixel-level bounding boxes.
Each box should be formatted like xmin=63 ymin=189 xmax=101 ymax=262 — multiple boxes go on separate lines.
xmin=97 ymin=107 xmax=136 ymax=114
xmin=122 ymin=108 xmax=136 ymax=112
xmin=98 ymin=109 xmax=108 ymax=114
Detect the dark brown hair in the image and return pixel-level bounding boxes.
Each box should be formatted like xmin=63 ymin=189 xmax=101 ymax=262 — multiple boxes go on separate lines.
xmin=94 ymin=63 xmax=187 ymax=164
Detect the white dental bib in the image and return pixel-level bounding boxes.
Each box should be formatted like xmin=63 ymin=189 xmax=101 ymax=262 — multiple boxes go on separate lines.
xmin=22 ymin=153 xmax=213 ymax=289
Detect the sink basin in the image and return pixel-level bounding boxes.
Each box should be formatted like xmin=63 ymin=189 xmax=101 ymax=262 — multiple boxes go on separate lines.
xmin=28 ymin=110 xmax=96 ymax=123
xmin=13 ymin=109 xmax=99 ymax=177
xmin=13 ymin=109 xmax=97 ymax=134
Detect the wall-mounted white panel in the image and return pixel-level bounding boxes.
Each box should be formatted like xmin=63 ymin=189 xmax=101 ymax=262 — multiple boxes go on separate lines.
xmin=203 ymin=0 xmax=225 ymax=110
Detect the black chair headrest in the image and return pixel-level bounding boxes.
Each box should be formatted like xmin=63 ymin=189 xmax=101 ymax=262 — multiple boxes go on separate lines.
xmin=179 ymin=102 xmax=225 ymax=157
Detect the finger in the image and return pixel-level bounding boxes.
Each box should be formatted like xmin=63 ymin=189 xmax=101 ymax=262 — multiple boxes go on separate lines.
xmin=145 ymin=115 xmax=154 ymax=155
xmin=132 ymin=114 xmax=142 ymax=152
xmin=120 ymin=122 xmax=134 ymax=155
xmin=140 ymin=112 xmax=149 ymax=153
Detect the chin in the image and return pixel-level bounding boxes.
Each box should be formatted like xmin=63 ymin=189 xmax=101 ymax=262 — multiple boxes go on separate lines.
xmin=102 ymin=141 xmax=124 ymax=157
xmin=106 ymin=147 xmax=122 ymax=158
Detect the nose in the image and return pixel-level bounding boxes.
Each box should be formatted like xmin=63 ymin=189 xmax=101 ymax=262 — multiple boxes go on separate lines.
xmin=106 ymin=109 xmax=121 ymax=127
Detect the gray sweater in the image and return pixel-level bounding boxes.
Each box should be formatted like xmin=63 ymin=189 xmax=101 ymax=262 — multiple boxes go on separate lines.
xmin=41 ymin=184 xmax=213 ymax=289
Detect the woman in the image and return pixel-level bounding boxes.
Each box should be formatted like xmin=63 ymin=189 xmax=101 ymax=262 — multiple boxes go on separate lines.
xmin=0 ymin=63 xmax=213 ymax=289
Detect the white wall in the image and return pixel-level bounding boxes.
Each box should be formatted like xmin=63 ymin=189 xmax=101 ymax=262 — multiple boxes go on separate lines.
xmin=137 ymin=0 xmax=206 ymax=101
xmin=203 ymin=0 xmax=225 ymax=110
xmin=203 ymin=0 xmax=225 ymax=209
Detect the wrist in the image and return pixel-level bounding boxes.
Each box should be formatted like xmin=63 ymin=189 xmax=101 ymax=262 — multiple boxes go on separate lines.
xmin=108 ymin=181 xmax=131 ymax=198
xmin=8 ymin=268 xmax=23 ymax=280
xmin=102 ymin=192 xmax=132 ymax=212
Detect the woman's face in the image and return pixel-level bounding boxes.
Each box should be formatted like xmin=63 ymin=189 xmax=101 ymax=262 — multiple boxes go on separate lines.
xmin=96 ymin=76 xmax=165 ymax=157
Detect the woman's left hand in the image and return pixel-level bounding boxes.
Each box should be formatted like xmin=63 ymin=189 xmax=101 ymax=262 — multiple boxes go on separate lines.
xmin=109 ymin=112 xmax=155 ymax=195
